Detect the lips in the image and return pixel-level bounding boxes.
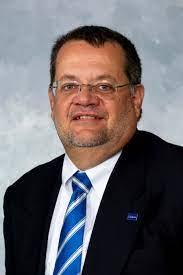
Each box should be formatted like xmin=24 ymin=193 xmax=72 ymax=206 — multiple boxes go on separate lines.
xmin=72 ymin=113 xmax=103 ymax=120
xmin=74 ymin=115 xmax=101 ymax=120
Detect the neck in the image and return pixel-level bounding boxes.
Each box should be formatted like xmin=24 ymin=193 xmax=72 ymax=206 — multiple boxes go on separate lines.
xmin=64 ymin=136 xmax=131 ymax=170
xmin=65 ymin=147 xmax=116 ymax=170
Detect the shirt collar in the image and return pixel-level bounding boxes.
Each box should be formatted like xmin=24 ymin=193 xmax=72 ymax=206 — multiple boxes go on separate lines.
xmin=62 ymin=151 xmax=122 ymax=198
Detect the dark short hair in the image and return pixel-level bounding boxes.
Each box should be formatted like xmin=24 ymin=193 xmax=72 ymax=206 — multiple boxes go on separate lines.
xmin=49 ymin=25 xmax=142 ymax=85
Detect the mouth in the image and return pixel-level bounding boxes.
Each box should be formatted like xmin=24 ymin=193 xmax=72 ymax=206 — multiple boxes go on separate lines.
xmin=72 ymin=113 xmax=103 ymax=121
xmin=73 ymin=115 xmax=102 ymax=120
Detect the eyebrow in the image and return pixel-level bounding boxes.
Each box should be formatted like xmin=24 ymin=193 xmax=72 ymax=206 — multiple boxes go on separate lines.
xmin=93 ymin=74 xmax=118 ymax=82
xmin=57 ymin=74 xmax=118 ymax=83
xmin=58 ymin=75 xmax=80 ymax=82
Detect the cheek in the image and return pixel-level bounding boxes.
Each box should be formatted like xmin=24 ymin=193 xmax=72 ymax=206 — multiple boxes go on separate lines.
xmin=53 ymin=99 xmax=69 ymax=120
xmin=106 ymin=97 xmax=126 ymax=117
xmin=109 ymin=96 xmax=134 ymax=123
xmin=51 ymin=103 xmax=63 ymax=125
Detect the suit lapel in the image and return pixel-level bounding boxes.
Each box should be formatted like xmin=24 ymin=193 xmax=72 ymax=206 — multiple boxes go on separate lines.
xmin=38 ymin=156 xmax=64 ymax=275
xmin=82 ymin=131 xmax=147 ymax=275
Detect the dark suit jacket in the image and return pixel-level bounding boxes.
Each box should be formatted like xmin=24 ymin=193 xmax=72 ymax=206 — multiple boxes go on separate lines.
xmin=3 ymin=130 xmax=183 ymax=275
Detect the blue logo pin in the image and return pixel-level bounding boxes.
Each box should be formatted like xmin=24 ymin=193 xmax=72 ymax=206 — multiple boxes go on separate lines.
xmin=127 ymin=212 xmax=138 ymax=221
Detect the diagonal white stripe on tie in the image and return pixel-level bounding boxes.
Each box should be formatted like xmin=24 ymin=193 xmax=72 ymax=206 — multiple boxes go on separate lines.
xmin=57 ymin=218 xmax=86 ymax=256
xmin=72 ymin=177 xmax=90 ymax=193
xmin=58 ymin=246 xmax=83 ymax=275
xmin=53 ymin=171 xmax=92 ymax=275
xmin=66 ymin=193 xmax=87 ymax=217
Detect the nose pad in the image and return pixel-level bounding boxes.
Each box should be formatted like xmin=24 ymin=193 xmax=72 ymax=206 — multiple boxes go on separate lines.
xmin=77 ymin=84 xmax=93 ymax=95
xmin=73 ymin=84 xmax=99 ymax=105
xmin=76 ymin=84 xmax=96 ymax=100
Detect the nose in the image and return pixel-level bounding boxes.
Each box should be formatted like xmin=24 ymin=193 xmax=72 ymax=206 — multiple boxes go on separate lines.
xmin=79 ymin=84 xmax=93 ymax=93
xmin=72 ymin=84 xmax=100 ymax=106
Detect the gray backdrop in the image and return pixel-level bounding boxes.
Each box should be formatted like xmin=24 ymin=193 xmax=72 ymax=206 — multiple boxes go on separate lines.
xmin=1 ymin=0 xmax=183 ymax=274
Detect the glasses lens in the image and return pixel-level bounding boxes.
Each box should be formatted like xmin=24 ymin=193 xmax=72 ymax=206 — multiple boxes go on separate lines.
xmin=95 ymin=83 xmax=115 ymax=94
xmin=60 ymin=83 xmax=80 ymax=93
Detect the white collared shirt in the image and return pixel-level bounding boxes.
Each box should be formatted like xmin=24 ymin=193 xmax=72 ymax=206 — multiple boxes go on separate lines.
xmin=45 ymin=151 xmax=122 ymax=275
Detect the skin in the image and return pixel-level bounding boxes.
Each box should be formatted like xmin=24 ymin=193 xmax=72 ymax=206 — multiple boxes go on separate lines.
xmin=48 ymin=40 xmax=144 ymax=170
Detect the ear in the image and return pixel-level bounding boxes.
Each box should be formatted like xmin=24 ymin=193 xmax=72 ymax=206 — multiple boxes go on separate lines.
xmin=48 ymin=88 xmax=55 ymax=120
xmin=131 ymin=84 xmax=144 ymax=120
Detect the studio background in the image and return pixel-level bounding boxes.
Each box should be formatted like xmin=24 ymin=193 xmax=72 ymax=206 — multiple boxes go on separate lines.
xmin=0 ymin=0 xmax=183 ymax=274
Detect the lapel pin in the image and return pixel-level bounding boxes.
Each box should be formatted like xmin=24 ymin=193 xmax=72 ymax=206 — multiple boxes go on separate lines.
xmin=127 ymin=212 xmax=138 ymax=221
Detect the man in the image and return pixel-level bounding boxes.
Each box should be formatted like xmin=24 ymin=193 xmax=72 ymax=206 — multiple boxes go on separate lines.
xmin=3 ymin=25 xmax=183 ymax=275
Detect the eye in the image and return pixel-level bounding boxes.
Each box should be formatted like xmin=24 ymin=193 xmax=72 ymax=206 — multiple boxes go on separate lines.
xmin=96 ymin=83 xmax=114 ymax=93
xmin=61 ymin=83 xmax=79 ymax=92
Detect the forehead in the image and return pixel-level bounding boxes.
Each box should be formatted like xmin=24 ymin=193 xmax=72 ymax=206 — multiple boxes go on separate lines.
xmin=55 ymin=40 xmax=127 ymax=80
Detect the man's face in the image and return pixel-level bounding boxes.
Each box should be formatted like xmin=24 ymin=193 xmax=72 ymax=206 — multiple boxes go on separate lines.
xmin=49 ymin=40 xmax=144 ymax=153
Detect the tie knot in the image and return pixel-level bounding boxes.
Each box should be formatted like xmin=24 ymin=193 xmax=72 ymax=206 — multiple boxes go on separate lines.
xmin=72 ymin=171 xmax=92 ymax=194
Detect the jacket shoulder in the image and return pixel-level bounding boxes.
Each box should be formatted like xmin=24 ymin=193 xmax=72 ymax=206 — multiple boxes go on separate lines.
xmin=4 ymin=155 xmax=64 ymax=206
xmin=137 ymin=130 xmax=183 ymax=190
xmin=138 ymin=130 xmax=183 ymax=157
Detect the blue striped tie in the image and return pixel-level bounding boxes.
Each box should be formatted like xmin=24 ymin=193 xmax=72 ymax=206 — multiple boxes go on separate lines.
xmin=53 ymin=171 xmax=92 ymax=275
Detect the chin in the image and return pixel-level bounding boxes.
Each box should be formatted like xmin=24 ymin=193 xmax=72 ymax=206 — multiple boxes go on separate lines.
xmin=71 ymin=138 xmax=107 ymax=147
xmin=64 ymin=133 xmax=109 ymax=148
